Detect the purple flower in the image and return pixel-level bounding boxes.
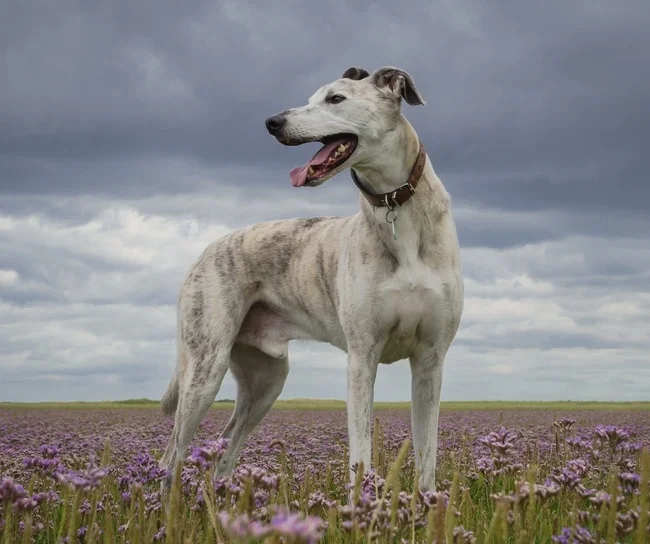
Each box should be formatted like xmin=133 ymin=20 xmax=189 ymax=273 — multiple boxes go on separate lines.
xmin=478 ymin=426 xmax=519 ymax=455
xmin=0 ymin=477 xmax=27 ymax=503
xmin=2 ymin=404 xmax=650 ymax=542
xmin=593 ymin=425 xmax=630 ymax=450
xmin=547 ymin=458 xmax=591 ymax=490
xmin=618 ymin=441 xmax=642 ymax=455
xmin=22 ymin=455 xmax=64 ymax=475
xmin=13 ymin=495 xmax=39 ymax=512
xmin=453 ymin=525 xmax=477 ymax=544
xmin=270 ymin=509 xmax=325 ymax=544
xmin=553 ymin=418 xmax=576 ymax=432
xmin=187 ymin=438 xmax=230 ymax=470
xmin=515 ymin=480 xmax=561 ymax=504
xmin=552 ymin=525 xmax=604 ymax=544
xmin=119 ymin=452 xmax=168 ymax=488
xmin=618 ymin=471 xmax=640 ymax=494
xmin=217 ymin=512 xmax=271 ymax=541
xmin=588 ymin=490 xmax=625 ymax=509
xmin=154 ymin=525 xmax=166 ymax=541
xmin=475 ymin=427 xmax=524 ymax=477
xmin=307 ymin=491 xmax=337 ymax=511
xmin=56 ymin=465 xmax=108 ymax=493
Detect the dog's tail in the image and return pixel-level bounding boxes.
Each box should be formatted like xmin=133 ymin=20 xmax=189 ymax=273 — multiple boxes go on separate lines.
xmin=161 ymin=371 xmax=179 ymax=416
xmin=162 ymin=318 xmax=186 ymax=416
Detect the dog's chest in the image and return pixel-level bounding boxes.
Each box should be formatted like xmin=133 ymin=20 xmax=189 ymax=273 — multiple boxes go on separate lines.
xmin=376 ymin=262 xmax=450 ymax=363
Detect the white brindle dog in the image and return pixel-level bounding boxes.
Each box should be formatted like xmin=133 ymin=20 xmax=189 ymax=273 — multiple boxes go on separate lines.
xmin=159 ymin=66 xmax=464 ymax=492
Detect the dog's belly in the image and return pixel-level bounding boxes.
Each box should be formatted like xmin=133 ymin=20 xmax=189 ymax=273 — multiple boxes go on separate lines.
xmin=377 ymin=266 xmax=453 ymax=363
xmin=236 ymin=302 xmax=313 ymax=358
xmin=236 ymin=301 xmax=346 ymax=358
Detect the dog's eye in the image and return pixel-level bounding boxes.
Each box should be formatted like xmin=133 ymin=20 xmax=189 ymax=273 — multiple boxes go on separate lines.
xmin=327 ymin=94 xmax=346 ymax=104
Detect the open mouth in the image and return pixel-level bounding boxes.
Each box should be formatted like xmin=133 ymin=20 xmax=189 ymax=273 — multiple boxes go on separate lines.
xmin=289 ymin=134 xmax=358 ymax=187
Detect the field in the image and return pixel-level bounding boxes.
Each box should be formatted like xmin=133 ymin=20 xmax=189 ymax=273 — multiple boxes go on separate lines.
xmin=1 ymin=401 xmax=649 ymax=543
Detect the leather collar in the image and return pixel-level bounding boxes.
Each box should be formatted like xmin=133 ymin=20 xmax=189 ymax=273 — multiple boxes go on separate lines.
xmin=350 ymin=140 xmax=426 ymax=208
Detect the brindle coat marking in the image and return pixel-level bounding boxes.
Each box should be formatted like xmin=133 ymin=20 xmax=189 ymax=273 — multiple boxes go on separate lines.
xmin=159 ymin=66 xmax=464 ymax=492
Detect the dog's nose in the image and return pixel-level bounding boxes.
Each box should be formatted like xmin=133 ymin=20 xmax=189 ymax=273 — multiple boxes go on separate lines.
xmin=265 ymin=115 xmax=286 ymax=135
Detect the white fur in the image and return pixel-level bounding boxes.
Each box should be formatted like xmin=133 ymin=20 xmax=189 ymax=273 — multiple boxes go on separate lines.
xmin=159 ymin=67 xmax=464 ymax=493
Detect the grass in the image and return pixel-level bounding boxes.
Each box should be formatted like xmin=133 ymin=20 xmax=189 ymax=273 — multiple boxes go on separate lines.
xmin=1 ymin=404 xmax=649 ymax=542
xmin=1 ymin=399 xmax=650 ymax=411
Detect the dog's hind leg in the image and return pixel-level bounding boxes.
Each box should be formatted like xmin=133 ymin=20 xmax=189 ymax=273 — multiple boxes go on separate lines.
xmin=160 ymin=332 xmax=236 ymax=486
xmin=214 ymin=344 xmax=289 ymax=478
xmin=159 ymin=346 xmax=185 ymax=475
xmin=159 ymin=424 xmax=178 ymax=474
xmin=175 ymin=351 xmax=230 ymax=459
xmin=160 ymin=237 xmax=256 ymax=490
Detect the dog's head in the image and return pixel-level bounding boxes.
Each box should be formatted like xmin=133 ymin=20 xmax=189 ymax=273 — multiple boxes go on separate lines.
xmin=265 ymin=66 xmax=425 ymax=188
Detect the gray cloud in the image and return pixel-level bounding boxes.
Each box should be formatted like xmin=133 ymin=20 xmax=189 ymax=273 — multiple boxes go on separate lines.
xmin=2 ymin=1 xmax=649 ymax=213
xmin=1 ymin=197 xmax=649 ymax=402
xmin=1 ymin=0 xmax=649 ymax=402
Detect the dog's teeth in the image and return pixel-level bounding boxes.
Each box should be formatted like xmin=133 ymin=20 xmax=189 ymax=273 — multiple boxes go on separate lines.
xmin=337 ymin=144 xmax=346 ymax=153
xmin=308 ymin=166 xmax=314 ymax=175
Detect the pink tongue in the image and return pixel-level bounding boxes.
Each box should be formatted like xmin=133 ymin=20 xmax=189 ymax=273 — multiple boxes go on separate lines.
xmin=289 ymin=139 xmax=348 ymax=187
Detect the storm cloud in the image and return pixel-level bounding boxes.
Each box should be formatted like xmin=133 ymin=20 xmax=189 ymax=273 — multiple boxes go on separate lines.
xmin=1 ymin=0 xmax=649 ymax=402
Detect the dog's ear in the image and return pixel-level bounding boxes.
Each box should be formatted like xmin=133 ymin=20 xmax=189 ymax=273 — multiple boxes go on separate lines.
xmin=371 ymin=67 xmax=426 ymax=106
xmin=341 ymin=67 xmax=370 ymax=80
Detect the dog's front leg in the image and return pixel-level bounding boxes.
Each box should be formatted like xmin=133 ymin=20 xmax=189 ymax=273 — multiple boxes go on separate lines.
xmin=409 ymin=348 xmax=445 ymax=491
xmin=346 ymin=350 xmax=378 ymax=486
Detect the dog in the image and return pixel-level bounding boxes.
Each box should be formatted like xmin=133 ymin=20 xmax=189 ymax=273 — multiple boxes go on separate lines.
xmin=159 ymin=66 xmax=463 ymax=492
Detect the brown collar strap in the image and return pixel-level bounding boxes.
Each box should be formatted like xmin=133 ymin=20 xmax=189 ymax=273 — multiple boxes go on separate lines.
xmin=350 ymin=140 xmax=426 ymax=208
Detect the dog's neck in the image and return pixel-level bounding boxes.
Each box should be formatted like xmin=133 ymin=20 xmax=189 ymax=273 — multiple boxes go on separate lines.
xmin=350 ymin=117 xmax=451 ymax=258
xmin=351 ymin=117 xmax=422 ymax=196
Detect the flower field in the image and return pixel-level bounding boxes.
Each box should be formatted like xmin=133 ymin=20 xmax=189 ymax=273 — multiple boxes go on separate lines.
xmin=1 ymin=402 xmax=649 ymax=543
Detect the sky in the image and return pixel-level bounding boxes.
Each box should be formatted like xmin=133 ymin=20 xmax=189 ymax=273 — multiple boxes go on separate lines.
xmin=1 ymin=0 xmax=649 ymax=402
